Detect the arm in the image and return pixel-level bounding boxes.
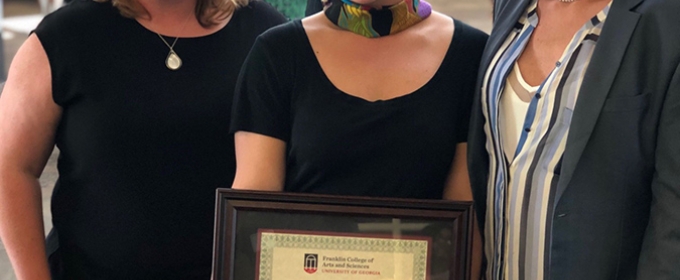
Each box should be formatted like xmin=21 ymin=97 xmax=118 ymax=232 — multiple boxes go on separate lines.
xmin=230 ymin=30 xmax=293 ymax=191
xmin=443 ymin=143 xmax=482 ymax=280
xmin=637 ymin=63 xmax=680 ymax=279
xmin=0 ymin=34 xmax=60 ymax=280
xmin=231 ymin=131 xmax=286 ymax=191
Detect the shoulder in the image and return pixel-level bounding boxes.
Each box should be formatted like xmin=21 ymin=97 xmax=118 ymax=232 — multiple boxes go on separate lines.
xmin=636 ymin=0 xmax=680 ymax=14
xmin=36 ymin=0 xmax=117 ymax=31
xmin=451 ymin=18 xmax=489 ymax=63
xmin=248 ymin=20 xmax=305 ymax=76
xmin=634 ymin=0 xmax=680 ymax=33
xmin=425 ymin=13 xmax=488 ymax=59
xmin=627 ymin=0 xmax=680 ymax=62
xmin=233 ymin=0 xmax=288 ymax=30
xmin=450 ymin=16 xmax=489 ymax=50
xmin=256 ymin=20 xmax=304 ymax=48
xmin=429 ymin=15 xmax=488 ymax=83
xmin=34 ymin=0 xmax=120 ymax=55
xmin=423 ymin=13 xmax=488 ymax=48
xmin=34 ymin=0 xmax=118 ymax=41
xmin=240 ymin=20 xmax=303 ymax=72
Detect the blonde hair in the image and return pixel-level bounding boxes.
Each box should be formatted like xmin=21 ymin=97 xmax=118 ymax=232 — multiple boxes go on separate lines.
xmin=95 ymin=0 xmax=250 ymax=27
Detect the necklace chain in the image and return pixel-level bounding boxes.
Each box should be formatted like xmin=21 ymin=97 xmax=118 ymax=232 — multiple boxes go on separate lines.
xmin=156 ymin=12 xmax=193 ymax=70
xmin=157 ymin=34 xmax=179 ymax=51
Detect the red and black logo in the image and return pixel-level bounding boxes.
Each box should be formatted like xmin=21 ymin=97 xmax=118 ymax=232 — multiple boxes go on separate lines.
xmin=304 ymin=254 xmax=318 ymax=274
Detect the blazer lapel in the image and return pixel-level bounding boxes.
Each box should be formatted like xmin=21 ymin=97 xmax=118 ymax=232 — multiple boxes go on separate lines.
xmin=555 ymin=0 xmax=644 ymax=205
xmin=479 ymin=0 xmax=532 ymax=85
xmin=469 ymin=0 xmax=531 ymax=223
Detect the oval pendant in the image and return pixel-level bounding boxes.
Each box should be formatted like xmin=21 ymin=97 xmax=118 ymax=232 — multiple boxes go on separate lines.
xmin=166 ymin=51 xmax=182 ymax=70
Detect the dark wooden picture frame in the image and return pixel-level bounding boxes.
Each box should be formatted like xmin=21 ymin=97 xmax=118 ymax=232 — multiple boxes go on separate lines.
xmin=212 ymin=189 xmax=474 ymax=280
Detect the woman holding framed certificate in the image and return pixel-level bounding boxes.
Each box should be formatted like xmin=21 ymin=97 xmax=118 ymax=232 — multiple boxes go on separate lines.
xmin=230 ymin=0 xmax=487 ymax=278
xmin=231 ymin=0 xmax=486 ymax=206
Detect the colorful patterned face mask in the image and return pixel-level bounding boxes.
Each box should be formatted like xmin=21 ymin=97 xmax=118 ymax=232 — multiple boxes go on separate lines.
xmin=324 ymin=0 xmax=433 ymax=38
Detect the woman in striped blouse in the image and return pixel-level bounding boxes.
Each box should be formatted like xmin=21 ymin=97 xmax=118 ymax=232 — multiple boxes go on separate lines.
xmin=468 ymin=0 xmax=680 ymax=279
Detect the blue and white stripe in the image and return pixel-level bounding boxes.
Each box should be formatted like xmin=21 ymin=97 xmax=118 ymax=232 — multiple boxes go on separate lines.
xmin=481 ymin=2 xmax=611 ymax=279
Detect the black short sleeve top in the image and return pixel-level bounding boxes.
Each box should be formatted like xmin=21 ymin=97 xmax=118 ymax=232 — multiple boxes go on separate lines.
xmin=231 ymin=20 xmax=488 ymax=200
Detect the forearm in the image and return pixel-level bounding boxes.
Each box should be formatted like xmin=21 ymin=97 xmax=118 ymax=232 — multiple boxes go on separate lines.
xmin=232 ymin=132 xmax=287 ymax=191
xmin=471 ymin=217 xmax=483 ymax=280
xmin=0 ymin=171 xmax=51 ymax=280
xmin=442 ymin=196 xmax=483 ymax=279
xmin=443 ymin=143 xmax=482 ymax=278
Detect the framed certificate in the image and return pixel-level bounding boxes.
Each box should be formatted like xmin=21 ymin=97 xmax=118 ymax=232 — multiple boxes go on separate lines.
xmin=212 ymin=189 xmax=474 ymax=280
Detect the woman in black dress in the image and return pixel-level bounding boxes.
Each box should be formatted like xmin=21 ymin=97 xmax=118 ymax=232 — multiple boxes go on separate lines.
xmin=231 ymin=0 xmax=487 ymax=277
xmin=0 ymin=0 xmax=284 ymax=279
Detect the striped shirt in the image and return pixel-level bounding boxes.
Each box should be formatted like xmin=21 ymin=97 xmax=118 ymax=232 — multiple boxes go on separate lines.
xmin=481 ymin=2 xmax=611 ymax=279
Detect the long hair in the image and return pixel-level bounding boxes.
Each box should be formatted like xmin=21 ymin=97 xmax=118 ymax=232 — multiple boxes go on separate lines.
xmin=95 ymin=0 xmax=249 ymax=27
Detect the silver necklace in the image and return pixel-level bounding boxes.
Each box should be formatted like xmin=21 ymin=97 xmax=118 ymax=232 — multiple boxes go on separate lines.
xmin=158 ymin=34 xmax=182 ymax=70
xmin=559 ymin=0 xmax=575 ymax=2
xmin=156 ymin=14 xmax=192 ymax=71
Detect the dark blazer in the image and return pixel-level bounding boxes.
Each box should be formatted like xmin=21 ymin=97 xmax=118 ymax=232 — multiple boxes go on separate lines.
xmin=468 ymin=0 xmax=680 ymax=279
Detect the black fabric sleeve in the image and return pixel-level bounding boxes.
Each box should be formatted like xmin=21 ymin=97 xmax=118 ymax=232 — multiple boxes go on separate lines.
xmin=454 ymin=21 xmax=489 ymax=143
xmin=230 ymin=27 xmax=296 ymax=141
xmin=637 ymin=61 xmax=680 ymax=279
xmin=32 ymin=1 xmax=104 ymax=106
xmin=33 ymin=13 xmax=67 ymax=106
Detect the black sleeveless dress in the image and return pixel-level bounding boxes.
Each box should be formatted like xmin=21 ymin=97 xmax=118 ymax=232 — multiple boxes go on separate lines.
xmin=33 ymin=1 xmax=285 ymax=279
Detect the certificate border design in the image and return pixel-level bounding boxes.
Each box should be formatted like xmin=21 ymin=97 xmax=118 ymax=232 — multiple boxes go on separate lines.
xmin=256 ymin=229 xmax=431 ymax=280
xmin=212 ymin=190 xmax=474 ymax=280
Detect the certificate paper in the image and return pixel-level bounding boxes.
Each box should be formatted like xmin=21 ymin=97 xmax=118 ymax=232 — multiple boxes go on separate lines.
xmin=256 ymin=230 xmax=431 ymax=280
